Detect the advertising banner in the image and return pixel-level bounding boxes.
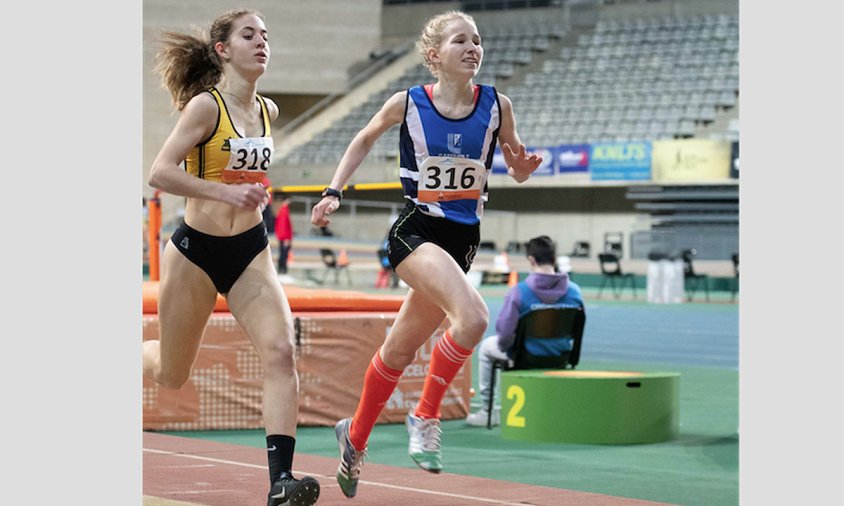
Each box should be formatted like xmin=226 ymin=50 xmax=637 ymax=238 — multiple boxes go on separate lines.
xmin=651 ymin=139 xmax=732 ymax=182
xmin=491 ymin=146 xmax=556 ymax=176
xmin=527 ymin=146 xmax=556 ymax=176
xmin=590 ymin=142 xmax=652 ymax=181
xmin=491 ymin=149 xmax=507 ymax=175
xmin=556 ymin=144 xmax=590 ymax=174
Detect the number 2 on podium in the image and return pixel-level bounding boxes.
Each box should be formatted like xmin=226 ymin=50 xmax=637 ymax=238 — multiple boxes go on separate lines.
xmin=506 ymin=385 xmax=526 ymax=427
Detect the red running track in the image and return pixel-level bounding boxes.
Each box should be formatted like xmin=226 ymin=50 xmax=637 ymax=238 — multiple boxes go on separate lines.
xmin=144 ymin=432 xmax=675 ymax=506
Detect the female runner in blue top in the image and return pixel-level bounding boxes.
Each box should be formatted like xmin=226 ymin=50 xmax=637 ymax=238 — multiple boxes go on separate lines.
xmin=310 ymin=10 xmax=542 ymax=499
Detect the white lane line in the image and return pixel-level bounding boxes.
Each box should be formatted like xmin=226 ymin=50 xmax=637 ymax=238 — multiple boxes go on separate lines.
xmin=144 ymin=447 xmax=528 ymax=505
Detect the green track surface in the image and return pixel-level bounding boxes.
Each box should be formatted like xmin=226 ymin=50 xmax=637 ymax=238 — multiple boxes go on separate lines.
xmin=156 ymin=291 xmax=738 ymax=506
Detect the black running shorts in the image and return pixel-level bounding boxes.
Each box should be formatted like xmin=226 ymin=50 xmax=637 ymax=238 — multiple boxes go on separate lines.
xmin=170 ymin=221 xmax=269 ymax=294
xmin=387 ymin=201 xmax=480 ymax=274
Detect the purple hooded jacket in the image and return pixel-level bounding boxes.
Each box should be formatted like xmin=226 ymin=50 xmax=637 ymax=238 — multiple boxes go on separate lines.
xmin=495 ymin=272 xmax=584 ymax=353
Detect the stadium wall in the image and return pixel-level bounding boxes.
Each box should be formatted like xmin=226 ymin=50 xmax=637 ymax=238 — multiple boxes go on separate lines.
xmin=144 ymin=0 xmax=739 ymax=260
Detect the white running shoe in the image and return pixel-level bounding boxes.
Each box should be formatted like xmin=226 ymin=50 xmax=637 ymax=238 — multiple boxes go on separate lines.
xmin=406 ymin=409 xmax=443 ymax=473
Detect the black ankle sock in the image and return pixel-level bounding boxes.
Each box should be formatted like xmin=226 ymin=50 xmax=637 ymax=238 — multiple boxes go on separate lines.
xmin=267 ymin=434 xmax=296 ymax=483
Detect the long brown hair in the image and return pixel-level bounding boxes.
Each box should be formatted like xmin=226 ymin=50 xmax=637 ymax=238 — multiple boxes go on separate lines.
xmin=154 ymin=9 xmax=263 ymax=111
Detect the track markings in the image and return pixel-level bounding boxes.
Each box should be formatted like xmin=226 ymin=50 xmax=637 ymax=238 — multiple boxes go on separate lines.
xmin=145 ymin=447 xmax=532 ymax=505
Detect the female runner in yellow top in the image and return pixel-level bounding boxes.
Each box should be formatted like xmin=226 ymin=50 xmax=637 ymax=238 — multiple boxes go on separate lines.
xmin=142 ymin=9 xmax=319 ymax=506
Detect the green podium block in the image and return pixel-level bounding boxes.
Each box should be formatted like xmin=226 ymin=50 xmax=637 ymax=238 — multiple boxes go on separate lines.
xmin=500 ymin=370 xmax=680 ymax=444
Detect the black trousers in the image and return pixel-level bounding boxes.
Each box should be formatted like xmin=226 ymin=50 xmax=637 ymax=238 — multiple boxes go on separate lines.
xmin=277 ymin=243 xmax=291 ymax=274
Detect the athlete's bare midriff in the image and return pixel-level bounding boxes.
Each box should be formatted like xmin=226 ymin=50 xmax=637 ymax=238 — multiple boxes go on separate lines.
xmin=184 ymin=197 xmax=262 ymax=236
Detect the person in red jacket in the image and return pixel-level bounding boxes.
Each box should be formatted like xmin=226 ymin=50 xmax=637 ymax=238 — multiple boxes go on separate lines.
xmin=274 ymin=192 xmax=293 ymax=274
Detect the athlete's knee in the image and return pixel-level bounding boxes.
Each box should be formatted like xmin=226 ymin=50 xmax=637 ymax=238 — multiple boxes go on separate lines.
xmin=456 ymin=305 xmax=489 ymax=342
xmin=260 ymin=336 xmax=297 ymax=373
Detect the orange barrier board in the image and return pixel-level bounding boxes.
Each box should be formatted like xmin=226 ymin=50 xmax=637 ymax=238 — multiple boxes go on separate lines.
xmin=142 ymin=281 xmax=405 ymax=314
xmin=142 ymin=311 xmax=470 ymax=430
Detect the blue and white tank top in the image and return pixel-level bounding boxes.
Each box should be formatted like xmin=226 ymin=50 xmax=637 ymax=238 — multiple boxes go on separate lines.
xmin=399 ymin=84 xmax=501 ymax=225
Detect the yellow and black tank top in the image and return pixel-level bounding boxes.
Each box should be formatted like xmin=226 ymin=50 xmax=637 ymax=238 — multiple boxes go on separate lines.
xmin=184 ymin=87 xmax=273 ymax=184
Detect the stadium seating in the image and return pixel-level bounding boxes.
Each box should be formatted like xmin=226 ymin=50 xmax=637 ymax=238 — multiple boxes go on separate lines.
xmin=510 ymin=13 xmax=738 ymax=145
xmin=279 ymin=22 xmax=567 ymax=166
xmin=279 ymin=12 xmax=738 ymax=166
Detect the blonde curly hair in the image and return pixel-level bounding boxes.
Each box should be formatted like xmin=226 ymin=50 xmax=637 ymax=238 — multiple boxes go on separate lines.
xmin=415 ymin=10 xmax=477 ymax=78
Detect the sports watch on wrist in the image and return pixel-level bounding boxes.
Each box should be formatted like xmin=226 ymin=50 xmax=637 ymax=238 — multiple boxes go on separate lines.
xmin=321 ymin=187 xmax=343 ymax=200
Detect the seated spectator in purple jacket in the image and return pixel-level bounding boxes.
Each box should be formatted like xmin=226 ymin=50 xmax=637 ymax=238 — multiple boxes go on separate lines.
xmin=465 ymin=235 xmax=584 ymax=427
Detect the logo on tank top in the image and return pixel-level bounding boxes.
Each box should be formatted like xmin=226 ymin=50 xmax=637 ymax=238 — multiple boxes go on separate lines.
xmin=447 ymin=133 xmax=462 ymax=154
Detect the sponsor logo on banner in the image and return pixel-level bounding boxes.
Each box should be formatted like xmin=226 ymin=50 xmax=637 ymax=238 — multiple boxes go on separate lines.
xmin=491 ymin=146 xmax=557 ymax=176
xmin=652 ymin=139 xmax=731 ymax=182
xmin=491 ymin=146 xmax=554 ymax=175
xmin=528 ymin=146 xmax=554 ymax=176
xmin=590 ymin=142 xmax=652 ymax=181
xmin=557 ymin=144 xmax=590 ymax=173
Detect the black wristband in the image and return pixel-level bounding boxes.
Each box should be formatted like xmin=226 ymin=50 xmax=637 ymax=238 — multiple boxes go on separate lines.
xmin=321 ymin=187 xmax=343 ymax=200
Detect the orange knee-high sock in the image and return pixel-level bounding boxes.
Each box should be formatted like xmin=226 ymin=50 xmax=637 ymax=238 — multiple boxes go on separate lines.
xmin=349 ymin=350 xmax=403 ymax=451
xmin=415 ymin=330 xmax=473 ymax=419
